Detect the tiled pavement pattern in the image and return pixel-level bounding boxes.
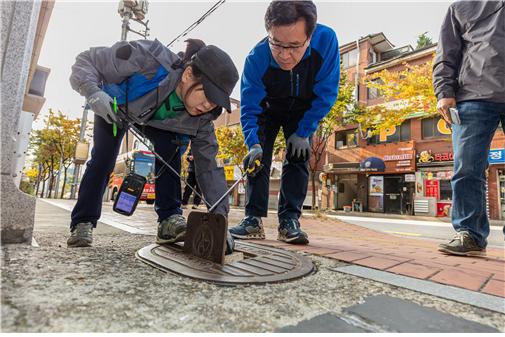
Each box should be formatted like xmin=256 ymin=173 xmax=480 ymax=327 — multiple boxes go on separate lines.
xmin=247 ymin=215 xmax=505 ymax=298
xmin=42 ymin=200 xmax=504 ymax=298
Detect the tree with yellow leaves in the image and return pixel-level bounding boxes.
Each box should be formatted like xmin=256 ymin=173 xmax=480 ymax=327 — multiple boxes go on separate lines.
xmin=360 ymin=58 xmax=437 ymax=134
xmin=216 ymin=126 xmax=285 ymax=174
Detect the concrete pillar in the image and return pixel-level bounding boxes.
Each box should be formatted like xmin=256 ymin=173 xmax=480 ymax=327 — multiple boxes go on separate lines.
xmin=1 ymin=1 xmax=42 ymax=244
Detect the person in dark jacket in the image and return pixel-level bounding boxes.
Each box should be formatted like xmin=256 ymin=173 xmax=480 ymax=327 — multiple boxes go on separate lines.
xmin=67 ymin=39 xmax=239 ymax=251
xmin=229 ymin=1 xmax=340 ymax=244
xmin=433 ymin=1 xmax=505 ymax=256
xmin=181 ymin=147 xmax=202 ymax=209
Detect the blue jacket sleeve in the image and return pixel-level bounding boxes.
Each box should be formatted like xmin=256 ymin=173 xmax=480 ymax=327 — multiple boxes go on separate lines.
xmin=240 ymin=47 xmax=268 ymax=150
xmin=296 ymin=29 xmax=340 ymax=138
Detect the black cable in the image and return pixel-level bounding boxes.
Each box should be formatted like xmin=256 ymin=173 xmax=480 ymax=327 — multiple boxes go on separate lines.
xmin=166 ymin=0 xmax=226 ymax=47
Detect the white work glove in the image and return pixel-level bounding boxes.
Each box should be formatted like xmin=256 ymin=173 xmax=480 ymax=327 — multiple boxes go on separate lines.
xmin=87 ymin=90 xmax=117 ymax=124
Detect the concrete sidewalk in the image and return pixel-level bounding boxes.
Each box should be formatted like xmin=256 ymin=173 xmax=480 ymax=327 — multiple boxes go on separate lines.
xmin=1 ymin=199 xmax=504 ymax=332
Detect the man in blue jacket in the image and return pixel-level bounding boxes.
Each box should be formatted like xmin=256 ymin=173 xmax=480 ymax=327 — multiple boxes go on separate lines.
xmin=230 ymin=1 xmax=340 ymax=244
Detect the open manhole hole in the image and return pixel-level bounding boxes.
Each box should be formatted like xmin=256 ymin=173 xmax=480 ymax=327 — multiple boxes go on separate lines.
xmin=136 ymin=241 xmax=315 ymax=285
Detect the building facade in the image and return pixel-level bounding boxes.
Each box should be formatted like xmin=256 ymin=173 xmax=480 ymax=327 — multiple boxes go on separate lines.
xmin=322 ymin=34 xmax=505 ymax=220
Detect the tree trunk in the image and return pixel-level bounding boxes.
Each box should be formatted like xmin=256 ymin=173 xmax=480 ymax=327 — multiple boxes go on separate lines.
xmin=47 ymin=172 xmax=54 ymax=198
xmin=311 ymin=171 xmax=317 ymax=210
xmin=60 ymin=167 xmax=68 ymax=199
xmin=40 ymin=177 xmax=48 ymax=198
xmin=35 ymin=176 xmax=41 ymax=197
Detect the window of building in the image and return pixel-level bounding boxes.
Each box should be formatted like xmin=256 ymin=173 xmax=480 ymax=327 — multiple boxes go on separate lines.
xmin=335 ymin=129 xmax=358 ymax=149
xmin=439 ymin=179 xmax=452 ymax=200
xmin=341 ymin=48 xmax=358 ymax=68
xmin=422 ymin=117 xmax=450 ymax=139
xmin=368 ymin=120 xmax=411 ymax=144
xmin=367 ymin=78 xmax=384 ymax=100
xmin=400 ymin=120 xmax=411 ymax=141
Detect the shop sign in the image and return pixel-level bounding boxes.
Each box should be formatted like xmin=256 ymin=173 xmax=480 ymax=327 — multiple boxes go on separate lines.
xmin=405 ymin=174 xmax=416 ymax=182
xmin=425 ymin=180 xmax=440 ymax=199
xmin=224 ymin=165 xmax=244 ymax=181
xmin=224 ymin=166 xmax=235 ymax=181
xmin=369 ymin=176 xmax=384 ymax=196
xmin=397 ymin=160 xmax=412 ymax=167
xmin=417 ymin=150 xmax=453 ymax=164
xmin=489 ymin=149 xmax=505 ymax=164
xmin=384 ymin=153 xmax=413 ymax=161
xmin=437 ymin=119 xmax=452 ymax=135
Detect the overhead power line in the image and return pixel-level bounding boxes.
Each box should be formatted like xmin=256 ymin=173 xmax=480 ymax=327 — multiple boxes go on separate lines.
xmin=166 ymin=0 xmax=226 ymax=47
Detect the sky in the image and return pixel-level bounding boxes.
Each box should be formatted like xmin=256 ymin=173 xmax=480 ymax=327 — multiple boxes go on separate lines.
xmin=35 ymin=0 xmax=452 ymax=129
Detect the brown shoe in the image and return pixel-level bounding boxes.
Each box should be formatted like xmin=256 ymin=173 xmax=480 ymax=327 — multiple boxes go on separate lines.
xmin=438 ymin=231 xmax=486 ymax=256
xmin=67 ymin=222 xmax=93 ymax=248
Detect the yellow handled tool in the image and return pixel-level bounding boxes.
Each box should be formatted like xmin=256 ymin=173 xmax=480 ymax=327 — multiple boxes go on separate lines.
xmin=246 ymin=159 xmax=263 ymax=176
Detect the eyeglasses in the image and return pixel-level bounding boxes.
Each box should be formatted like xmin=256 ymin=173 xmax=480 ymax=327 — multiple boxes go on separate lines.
xmin=268 ymin=37 xmax=309 ymax=54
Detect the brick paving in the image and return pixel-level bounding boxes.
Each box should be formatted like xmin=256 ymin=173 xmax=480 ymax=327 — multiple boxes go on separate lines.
xmin=42 ymin=200 xmax=504 ymax=299
xmin=249 ymin=214 xmax=505 ymax=298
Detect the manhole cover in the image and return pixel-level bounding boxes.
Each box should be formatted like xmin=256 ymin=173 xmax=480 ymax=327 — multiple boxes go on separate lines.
xmin=136 ymin=241 xmax=314 ymax=285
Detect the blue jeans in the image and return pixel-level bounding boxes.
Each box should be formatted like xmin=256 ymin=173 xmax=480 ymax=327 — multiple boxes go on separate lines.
xmin=451 ymin=100 xmax=505 ymax=248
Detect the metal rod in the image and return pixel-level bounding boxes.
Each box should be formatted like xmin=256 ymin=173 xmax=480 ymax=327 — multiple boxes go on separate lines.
xmin=208 ymin=170 xmax=247 ymax=213
xmin=122 ymin=119 xmax=213 ymax=209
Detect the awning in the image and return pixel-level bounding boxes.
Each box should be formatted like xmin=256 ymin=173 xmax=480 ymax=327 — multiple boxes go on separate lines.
xmin=360 ymin=157 xmax=386 ymax=172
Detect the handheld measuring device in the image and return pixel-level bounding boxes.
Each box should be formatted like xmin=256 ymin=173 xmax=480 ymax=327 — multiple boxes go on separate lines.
xmin=113 ymin=173 xmax=147 ymax=216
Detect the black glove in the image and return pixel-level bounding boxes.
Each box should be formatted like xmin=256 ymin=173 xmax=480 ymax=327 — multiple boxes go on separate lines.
xmin=225 ymin=230 xmax=235 ymax=255
xmin=286 ymin=134 xmax=310 ymax=162
xmin=243 ymin=144 xmax=263 ymax=177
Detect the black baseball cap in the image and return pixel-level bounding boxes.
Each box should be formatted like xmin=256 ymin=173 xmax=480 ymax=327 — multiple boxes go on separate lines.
xmin=192 ymin=45 xmax=239 ymax=112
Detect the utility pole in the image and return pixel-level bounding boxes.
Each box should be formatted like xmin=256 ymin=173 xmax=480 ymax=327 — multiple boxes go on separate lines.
xmin=118 ymin=0 xmax=150 ymax=41
xmin=70 ymin=1 xmax=149 ymax=200
xmin=69 ymin=106 xmax=88 ymax=199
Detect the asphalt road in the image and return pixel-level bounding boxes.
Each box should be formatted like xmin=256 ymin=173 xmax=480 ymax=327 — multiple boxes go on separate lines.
xmin=328 ymin=215 xmax=505 ymax=248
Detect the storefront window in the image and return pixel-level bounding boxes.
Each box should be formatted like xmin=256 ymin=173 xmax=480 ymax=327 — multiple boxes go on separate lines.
xmin=439 ymin=179 xmax=452 ymax=200
xmin=335 ymin=129 xmax=358 ymax=149
xmin=422 ymin=117 xmax=451 ymax=139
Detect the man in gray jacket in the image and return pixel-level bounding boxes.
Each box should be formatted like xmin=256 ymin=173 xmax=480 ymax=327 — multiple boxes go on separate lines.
xmin=433 ymin=1 xmax=505 ymax=256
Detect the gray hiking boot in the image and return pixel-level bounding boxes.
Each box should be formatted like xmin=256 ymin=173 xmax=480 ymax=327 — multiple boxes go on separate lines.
xmin=438 ymin=231 xmax=486 ymax=256
xmin=67 ymin=222 xmax=93 ymax=248
xmin=229 ymin=216 xmax=265 ymax=240
xmin=156 ymin=214 xmax=187 ymax=244
xmin=278 ymin=218 xmax=309 ymax=244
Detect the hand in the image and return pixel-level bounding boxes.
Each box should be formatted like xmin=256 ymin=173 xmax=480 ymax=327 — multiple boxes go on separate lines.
xmin=286 ymin=134 xmax=310 ymax=162
xmin=87 ymin=91 xmax=117 ymax=124
xmin=243 ymin=144 xmax=263 ymax=176
xmin=225 ymin=230 xmax=235 ymax=255
xmin=437 ymin=97 xmax=456 ymax=125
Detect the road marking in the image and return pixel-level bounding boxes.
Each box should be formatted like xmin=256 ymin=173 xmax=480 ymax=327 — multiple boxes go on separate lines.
xmin=384 ymin=231 xmax=421 ymax=237
xmin=324 ymin=214 xmax=503 ymax=231
xmin=41 ymin=199 xmax=153 ymax=235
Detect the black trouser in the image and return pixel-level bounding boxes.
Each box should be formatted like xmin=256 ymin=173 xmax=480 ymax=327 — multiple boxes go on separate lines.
xmin=181 ymin=170 xmax=201 ymax=206
xmin=70 ymin=115 xmax=182 ymax=228
xmin=245 ymin=111 xmax=309 ymax=220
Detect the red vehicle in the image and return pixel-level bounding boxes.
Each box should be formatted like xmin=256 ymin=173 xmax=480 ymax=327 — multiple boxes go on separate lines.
xmin=110 ymin=150 xmax=156 ymax=204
